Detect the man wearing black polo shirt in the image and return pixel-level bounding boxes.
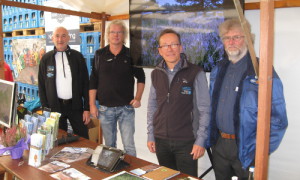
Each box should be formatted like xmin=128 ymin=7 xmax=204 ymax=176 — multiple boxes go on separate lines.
xmin=89 ymin=20 xmax=145 ymax=156
xmin=38 ymin=26 xmax=90 ymax=139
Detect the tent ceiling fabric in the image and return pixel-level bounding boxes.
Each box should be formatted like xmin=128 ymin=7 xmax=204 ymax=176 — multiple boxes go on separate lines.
xmin=60 ymin=0 xmax=129 ymax=16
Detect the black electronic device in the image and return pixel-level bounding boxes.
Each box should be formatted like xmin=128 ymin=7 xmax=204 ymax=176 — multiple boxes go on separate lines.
xmin=57 ymin=133 xmax=80 ymax=145
xmin=86 ymin=144 xmax=129 ymax=173
xmin=0 ymin=79 xmax=17 ymax=128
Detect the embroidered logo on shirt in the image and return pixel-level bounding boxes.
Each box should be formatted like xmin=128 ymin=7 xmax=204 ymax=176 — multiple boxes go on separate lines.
xmin=47 ymin=72 xmax=54 ymax=78
xmin=47 ymin=66 xmax=54 ymax=72
xmin=47 ymin=66 xmax=54 ymax=78
xmin=181 ymin=86 xmax=192 ymax=95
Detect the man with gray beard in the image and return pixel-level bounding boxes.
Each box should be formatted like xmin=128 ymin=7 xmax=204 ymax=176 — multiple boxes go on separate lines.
xmin=206 ymin=18 xmax=288 ymax=180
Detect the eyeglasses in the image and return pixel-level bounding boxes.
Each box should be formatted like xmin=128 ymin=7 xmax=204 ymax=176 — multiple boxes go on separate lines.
xmin=109 ymin=31 xmax=124 ymax=35
xmin=159 ymin=44 xmax=180 ymax=50
xmin=222 ymin=35 xmax=245 ymax=42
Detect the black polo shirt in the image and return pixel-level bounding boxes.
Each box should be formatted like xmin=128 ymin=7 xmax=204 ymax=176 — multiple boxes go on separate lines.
xmin=89 ymin=45 xmax=145 ymax=107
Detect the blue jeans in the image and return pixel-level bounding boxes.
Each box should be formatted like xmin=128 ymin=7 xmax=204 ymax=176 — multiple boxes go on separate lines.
xmin=98 ymin=105 xmax=136 ymax=156
xmin=155 ymin=138 xmax=198 ymax=177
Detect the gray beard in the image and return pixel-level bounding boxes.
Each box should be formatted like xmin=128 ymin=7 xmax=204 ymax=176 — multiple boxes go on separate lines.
xmin=226 ymin=47 xmax=247 ymax=63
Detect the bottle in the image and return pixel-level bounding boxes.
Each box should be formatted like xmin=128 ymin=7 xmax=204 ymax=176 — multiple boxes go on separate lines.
xmin=232 ymin=176 xmax=238 ymax=180
xmin=248 ymin=166 xmax=255 ymax=180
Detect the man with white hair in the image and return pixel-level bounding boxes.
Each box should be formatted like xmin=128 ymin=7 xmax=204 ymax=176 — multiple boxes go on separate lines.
xmin=89 ymin=20 xmax=145 ymax=156
xmin=38 ymin=26 xmax=90 ymax=139
xmin=206 ymin=18 xmax=288 ymax=180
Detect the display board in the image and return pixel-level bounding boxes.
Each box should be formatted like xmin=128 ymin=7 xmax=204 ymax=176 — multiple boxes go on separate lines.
xmin=12 ymin=38 xmax=46 ymax=85
xmin=130 ymin=0 xmax=244 ymax=71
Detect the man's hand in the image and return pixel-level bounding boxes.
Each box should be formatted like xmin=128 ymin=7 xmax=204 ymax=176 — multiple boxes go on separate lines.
xmin=82 ymin=111 xmax=90 ymax=125
xmin=130 ymin=99 xmax=141 ymax=108
xmin=90 ymin=104 xmax=98 ymax=118
xmin=190 ymin=145 xmax=205 ymax=160
xmin=147 ymin=141 xmax=156 ymax=153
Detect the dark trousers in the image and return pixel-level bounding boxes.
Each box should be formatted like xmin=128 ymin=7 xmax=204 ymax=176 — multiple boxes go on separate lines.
xmin=155 ymin=138 xmax=198 ymax=177
xmin=212 ymin=136 xmax=249 ymax=180
xmin=59 ymin=101 xmax=89 ymax=139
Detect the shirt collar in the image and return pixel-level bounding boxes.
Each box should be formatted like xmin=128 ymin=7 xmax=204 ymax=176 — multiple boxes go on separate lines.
xmin=105 ymin=45 xmax=126 ymax=56
xmin=163 ymin=58 xmax=182 ymax=72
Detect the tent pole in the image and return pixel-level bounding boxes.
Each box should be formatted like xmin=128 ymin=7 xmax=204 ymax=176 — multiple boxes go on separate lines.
xmin=0 ymin=1 xmax=3 ymax=80
xmin=255 ymin=0 xmax=274 ymax=179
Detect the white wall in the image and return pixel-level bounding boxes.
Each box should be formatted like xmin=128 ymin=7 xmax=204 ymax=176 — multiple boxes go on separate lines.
xmin=115 ymin=7 xmax=300 ymax=180
xmin=246 ymin=7 xmax=300 ymax=180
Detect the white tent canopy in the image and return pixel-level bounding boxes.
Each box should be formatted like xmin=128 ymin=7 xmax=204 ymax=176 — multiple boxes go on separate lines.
xmin=60 ymin=0 xmax=129 ymax=16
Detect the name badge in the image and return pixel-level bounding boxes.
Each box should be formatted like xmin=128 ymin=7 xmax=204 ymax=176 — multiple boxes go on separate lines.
xmin=181 ymin=86 xmax=192 ymax=95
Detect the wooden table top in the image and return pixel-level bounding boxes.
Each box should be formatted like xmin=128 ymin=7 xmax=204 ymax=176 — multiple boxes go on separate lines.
xmin=0 ymin=131 xmax=197 ymax=180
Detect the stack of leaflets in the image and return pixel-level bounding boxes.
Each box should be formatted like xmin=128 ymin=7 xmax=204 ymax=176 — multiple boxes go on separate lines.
xmin=38 ymin=160 xmax=91 ymax=179
xmin=28 ymin=133 xmax=45 ymax=167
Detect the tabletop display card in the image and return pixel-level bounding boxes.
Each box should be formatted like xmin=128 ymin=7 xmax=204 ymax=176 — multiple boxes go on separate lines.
xmin=142 ymin=166 xmax=180 ymax=180
xmin=28 ymin=133 xmax=45 ymax=167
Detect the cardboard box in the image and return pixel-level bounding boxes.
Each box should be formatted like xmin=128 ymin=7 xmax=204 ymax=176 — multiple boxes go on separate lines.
xmin=87 ymin=118 xmax=99 ymax=143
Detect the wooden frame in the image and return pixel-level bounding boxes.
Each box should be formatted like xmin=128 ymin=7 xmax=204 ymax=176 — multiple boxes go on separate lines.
xmin=245 ymin=0 xmax=300 ymax=10
xmin=0 ymin=0 xmax=110 ymax=80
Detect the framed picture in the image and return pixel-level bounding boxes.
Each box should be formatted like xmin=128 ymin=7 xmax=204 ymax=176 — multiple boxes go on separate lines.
xmin=0 ymin=79 xmax=17 ymax=128
xmin=130 ymin=0 xmax=244 ymax=71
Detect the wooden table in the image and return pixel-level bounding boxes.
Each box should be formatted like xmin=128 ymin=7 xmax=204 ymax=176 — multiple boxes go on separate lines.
xmin=0 ymin=131 xmax=197 ymax=180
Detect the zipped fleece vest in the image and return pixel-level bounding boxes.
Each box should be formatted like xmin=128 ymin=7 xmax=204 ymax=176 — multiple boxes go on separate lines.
xmin=151 ymin=61 xmax=202 ymax=140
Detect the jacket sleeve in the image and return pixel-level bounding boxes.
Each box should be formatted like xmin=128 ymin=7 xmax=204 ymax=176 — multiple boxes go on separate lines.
xmin=269 ymin=76 xmax=288 ymax=152
xmin=193 ymin=70 xmax=211 ymax=147
xmin=79 ymin=53 xmax=90 ymax=111
xmin=238 ymin=75 xmax=288 ymax=169
xmin=38 ymin=56 xmax=48 ymax=108
xmin=89 ymin=51 xmax=99 ymax=90
xmin=204 ymin=64 xmax=219 ymax=148
xmin=147 ymin=81 xmax=157 ymax=142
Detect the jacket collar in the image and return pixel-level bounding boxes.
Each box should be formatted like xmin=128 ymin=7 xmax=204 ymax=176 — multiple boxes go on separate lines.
xmin=104 ymin=44 xmax=127 ymax=56
xmin=53 ymin=45 xmax=71 ymax=55
xmin=156 ymin=53 xmax=189 ymax=70
xmin=219 ymin=51 xmax=256 ymax=76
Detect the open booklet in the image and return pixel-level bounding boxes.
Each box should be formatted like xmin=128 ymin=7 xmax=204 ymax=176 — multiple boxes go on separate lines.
xmin=38 ymin=161 xmax=70 ymax=173
xmin=50 ymin=168 xmax=91 ymax=180
xmin=50 ymin=147 xmax=93 ymax=163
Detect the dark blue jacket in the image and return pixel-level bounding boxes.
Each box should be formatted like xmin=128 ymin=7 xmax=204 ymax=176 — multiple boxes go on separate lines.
xmin=206 ymin=52 xmax=288 ymax=168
